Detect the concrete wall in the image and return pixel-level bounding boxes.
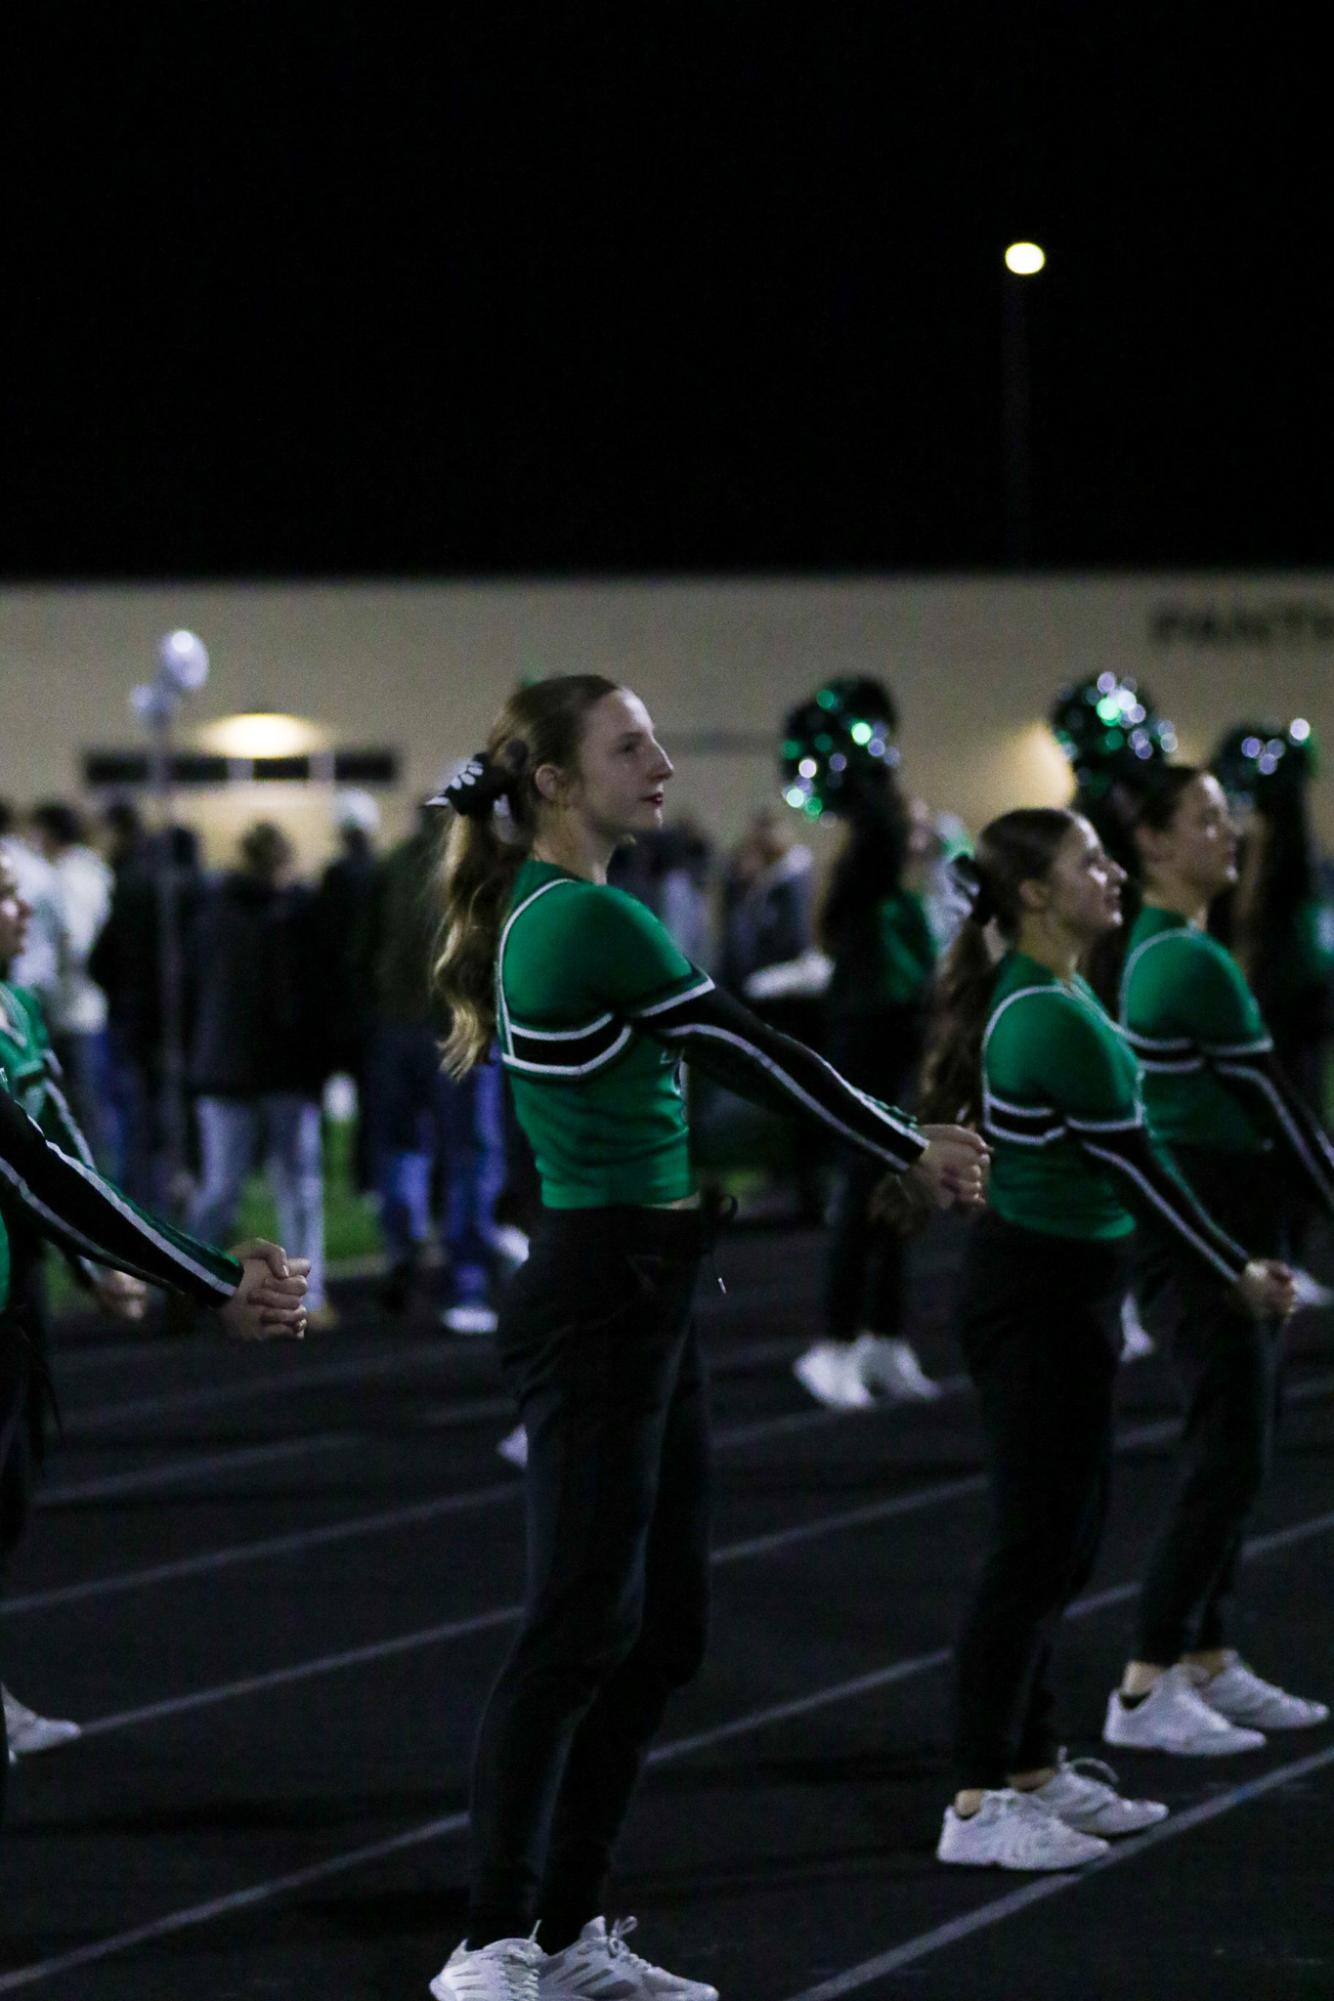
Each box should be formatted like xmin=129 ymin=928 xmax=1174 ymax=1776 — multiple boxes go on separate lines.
xmin=2 ymin=574 xmax=1330 ymax=867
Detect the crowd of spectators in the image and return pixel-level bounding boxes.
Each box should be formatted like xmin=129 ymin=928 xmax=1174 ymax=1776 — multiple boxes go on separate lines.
xmin=1 ymin=789 xmax=886 ymax=1336
xmin=3 ymin=755 xmax=1332 ymax=1408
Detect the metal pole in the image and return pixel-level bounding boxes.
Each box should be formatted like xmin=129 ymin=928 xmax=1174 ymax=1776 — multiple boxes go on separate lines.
xmin=1001 ymin=273 xmax=1032 ymax=568
xmin=134 ymin=630 xmax=208 ymax=1222
xmin=149 ymin=711 xmax=190 ymax=1218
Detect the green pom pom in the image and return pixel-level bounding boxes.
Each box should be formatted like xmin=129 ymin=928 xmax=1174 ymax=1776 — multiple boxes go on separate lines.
xmin=779 ymin=677 xmax=899 ymax=818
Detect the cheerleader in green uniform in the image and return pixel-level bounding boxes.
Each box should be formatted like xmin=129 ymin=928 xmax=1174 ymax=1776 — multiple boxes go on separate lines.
xmin=0 ymin=849 xmax=308 ymax=1816
xmin=1105 ymin=768 xmax=1331 ymax=1753
xmin=917 ymin=807 xmax=1291 ymax=1873
xmin=425 ymin=675 xmax=986 ymax=2001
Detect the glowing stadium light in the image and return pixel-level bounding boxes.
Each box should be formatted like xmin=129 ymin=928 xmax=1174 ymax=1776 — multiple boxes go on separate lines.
xmin=198 ymin=711 xmax=327 ymax=759
xmin=1004 ymin=242 xmax=1046 ymax=276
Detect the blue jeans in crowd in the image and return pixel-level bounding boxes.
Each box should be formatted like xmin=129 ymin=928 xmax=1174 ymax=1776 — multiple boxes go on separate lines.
xmin=102 ymin=1025 xmax=161 ymax=1207
xmin=190 ymin=1093 xmax=326 ymax=1310
xmin=371 ymin=1023 xmax=506 ymax=1306
xmin=54 ymin=1028 xmax=114 ymax=1169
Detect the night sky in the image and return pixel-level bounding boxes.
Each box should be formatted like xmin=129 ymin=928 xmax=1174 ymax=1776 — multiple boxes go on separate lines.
xmin=8 ymin=9 xmax=1331 ymax=579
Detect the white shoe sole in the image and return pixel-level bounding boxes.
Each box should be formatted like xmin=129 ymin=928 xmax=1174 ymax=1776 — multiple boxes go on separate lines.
xmin=1104 ymin=1724 xmax=1264 ymax=1757
xmin=1209 ymin=1707 xmax=1328 ymax=1731
xmin=1057 ymin=1803 xmax=1169 ymax=1837
xmin=937 ymin=1836 xmax=1108 ymax=1870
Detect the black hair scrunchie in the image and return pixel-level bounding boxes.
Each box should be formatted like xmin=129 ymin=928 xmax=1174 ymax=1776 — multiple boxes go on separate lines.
xmin=427 ymin=745 xmax=526 ymax=820
xmin=950 ymin=854 xmax=997 ymax=928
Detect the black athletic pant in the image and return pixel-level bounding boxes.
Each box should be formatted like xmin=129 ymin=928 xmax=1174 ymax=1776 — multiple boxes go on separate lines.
xmin=467 ymin=1205 xmax=711 ymax=1950
xmin=0 ymin=1253 xmax=51 ymax=1568
xmin=1132 ymin=1146 xmax=1287 ymax=1665
xmin=952 ymin=1213 xmax=1127 ymax=1790
xmin=0 ymin=1309 xmax=34 ymax=1833
xmin=823 ymin=1007 xmax=923 ymax=1343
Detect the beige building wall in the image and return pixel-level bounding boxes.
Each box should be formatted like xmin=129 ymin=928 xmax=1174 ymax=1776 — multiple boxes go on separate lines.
xmin=2 ymin=575 xmax=1331 ymax=867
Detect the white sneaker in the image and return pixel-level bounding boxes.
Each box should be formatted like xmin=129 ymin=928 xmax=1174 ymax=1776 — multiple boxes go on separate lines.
xmin=497 ymin=1423 xmax=529 ymax=1470
xmin=1103 ymin=1667 xmax=1266 ymax=1755
xmin=540 ymin=1917 xmax=717 ymax=2001
xmin=492 ymin=1225 xmax=532 ymax=1274
xmin=3 ymin=1686 xmax=82 ymax=1757
xmin=1291 ymin=1268 xmax=1334 ymax=1311
xmin=430 ymin=1935 xmax=545 ymax=2001
xmin=1119 ymin=1297 xmax=1155 ymax=1360
xmin=936 ymin=1789 xmax=1109 ymax=1870
xmin=442 ymin=1302 xmax=500 ymax=1337
xmin=1028 ymin=1752 xmax=1168 ymax=1836
xmin=793 ymin=1341 xmax=873 ymax=1410
xmin=850 ymin=1333 xmax=942 ymax=1401
xmin=1190 ymin=1653 xmax=1330 ymax=1731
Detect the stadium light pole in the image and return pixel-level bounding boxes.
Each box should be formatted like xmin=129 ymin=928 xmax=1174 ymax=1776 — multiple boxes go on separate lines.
xmin=1002 ymin=240 xmax=1045 ymax=567
xmin=130 ymin=630 xmax=210 ymax=1217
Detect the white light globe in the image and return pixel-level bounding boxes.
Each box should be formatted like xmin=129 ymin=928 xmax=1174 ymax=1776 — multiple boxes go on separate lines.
xmin=1004 ymin=242 xmax=1046 ymax=276
xmin=157 ymin=628 xmax=210 ymax=693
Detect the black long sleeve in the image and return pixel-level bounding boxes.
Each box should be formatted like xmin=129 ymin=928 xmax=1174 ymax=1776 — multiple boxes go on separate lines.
xmin=0 ymin=1089 xmax=240 ymax=1306
xmin=629 ymin=981 xmax=928 ymax=1172
xmin=1068 ymin=1117 xmax=1250 ymax=1284
xmin=36 ymin=1051 xmax=105 ymax=1290
xmin=1206 ymin=1044 xmax=1334 ymax=1216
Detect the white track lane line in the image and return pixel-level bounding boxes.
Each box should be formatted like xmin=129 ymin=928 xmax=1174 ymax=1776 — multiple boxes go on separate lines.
xmin=36 ymin=1329 xmax=819 ymax=1505
xmin=0 ymin=1503 xmax=1330 ymax=1995
xmin=36 ymin=1432 xmax=363 ymax=1505
xmin=57 ymin=1337 xmax=495 ymax=1429
xmin=9 ymin=1379 xmax=971 ymax=1616
xmin=41 ymin=1389 xmax=1334 ymax=1740
xmin=53 ymin=1284 xmax=807 ymax=1429
xmin=11 ymin=1359 xmax=1327 ymax=1629
xmin=780 ymin=1737 xmax=1334 ymax=2001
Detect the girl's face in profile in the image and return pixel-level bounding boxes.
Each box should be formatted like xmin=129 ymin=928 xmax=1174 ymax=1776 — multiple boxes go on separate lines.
xmin=559 ymin=689 xmax=675 ymax=842
xmin=1025 ymin=815 xmax=1126 ymax=946
xmin=1148 ymin=774 xmax=1240 ymax=901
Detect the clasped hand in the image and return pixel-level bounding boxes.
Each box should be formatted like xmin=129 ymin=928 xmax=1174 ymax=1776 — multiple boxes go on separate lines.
xmin=219 ymin=1238 xmax=311 ymax=1342
xmin=872 ymin=1124 xmax=990 ymax=1233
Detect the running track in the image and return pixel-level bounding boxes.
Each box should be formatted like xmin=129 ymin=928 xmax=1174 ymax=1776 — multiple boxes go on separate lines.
xmin=2 ymin=1220 xmax=1330 ymax=2000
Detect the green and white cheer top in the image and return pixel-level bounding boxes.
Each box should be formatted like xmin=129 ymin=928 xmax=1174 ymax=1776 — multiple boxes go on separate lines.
xmin=981 ymin=950 xmax=1248 ymax=1279
xmin=1121 ymin=904 xmax=1334 ymax=1210
xmin=497 ymin=860 xmax=927 ymax=1210
xmin=0 ymin=980 xmax=241 ymax=1315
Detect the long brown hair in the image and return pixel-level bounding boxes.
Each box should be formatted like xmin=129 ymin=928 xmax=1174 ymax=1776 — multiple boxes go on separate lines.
xmin=434 ymin=674 xmax=622 ymax=1075
xmin=918 ymin=808 xmax=1077 ymax=1122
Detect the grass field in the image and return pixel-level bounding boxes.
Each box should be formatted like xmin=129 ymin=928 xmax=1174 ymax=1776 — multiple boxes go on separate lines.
xmin=47 ymin=1116 xmax=383 ymax=1312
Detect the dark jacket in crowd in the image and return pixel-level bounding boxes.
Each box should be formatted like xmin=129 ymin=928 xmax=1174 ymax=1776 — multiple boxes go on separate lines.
xmin=317 ymin=837 xmax=379 ymax=1069
xmin=88 ymin=832 xmax=203 ymax=1066
xmin=186 ymin=872 xmax=330 ymax=1097
xmin=365 ymin=828 xmax=446 ymax=1030
xmin=719 ymin=846 xmax=813 ymax=994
